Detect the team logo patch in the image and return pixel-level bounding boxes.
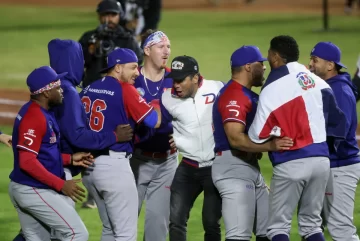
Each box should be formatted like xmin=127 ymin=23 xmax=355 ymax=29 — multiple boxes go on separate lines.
xmin=137 ymin=87 xmax=145 ymax=97
xmin=297 ymin=72 xmax=315 ymax=90
xmin=48 ymin=121 xmax=57 ymax=144
xmin=172 ymin=61 xmax=184 ymax=70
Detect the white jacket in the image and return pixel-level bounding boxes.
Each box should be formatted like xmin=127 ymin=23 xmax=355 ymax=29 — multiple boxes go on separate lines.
xmin=161 ymin=79 xmax=224 ymax=163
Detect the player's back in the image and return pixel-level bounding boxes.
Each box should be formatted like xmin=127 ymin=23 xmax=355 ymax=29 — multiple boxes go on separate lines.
xmin=213 ymin=80 xmax=258 ymax=152
xmin=80 ymin=76 xmax=132 ymax=152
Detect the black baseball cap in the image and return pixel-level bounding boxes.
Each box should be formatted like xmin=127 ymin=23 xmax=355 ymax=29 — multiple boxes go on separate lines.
xmin=97 ymin=0 xmax=122 ymax=14
xmin=167 ymin=56 xmax=199 ymax=81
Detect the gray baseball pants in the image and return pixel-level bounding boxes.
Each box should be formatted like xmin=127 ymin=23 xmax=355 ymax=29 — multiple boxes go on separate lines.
xmin=82 ymin=151 xmax=138 ymax=241
xmin=267 ymin=157 xmax=330 ymax=240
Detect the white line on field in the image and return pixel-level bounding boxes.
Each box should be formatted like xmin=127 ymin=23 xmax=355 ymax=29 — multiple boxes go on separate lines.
xmin=0 ymin=112 xmax=17 ymax=118
xmin=4 ymin=73 xmax=28 ymax=79
xmin=0 ymin=98 xmax=26 ymax=106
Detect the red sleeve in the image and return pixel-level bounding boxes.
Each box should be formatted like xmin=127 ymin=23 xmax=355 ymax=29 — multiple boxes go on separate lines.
xmin=19 ymin=151 xmax=65 ymax=192
xmin=17 ymin=107 xmax=65 ymax=191
xmin=122 ymin=83 xmax=154 ymax=123
xmin=62 ymin=154 xmax=71 ymax=166
xmin=218 ymin=88 xmax=252 ymax=126
xmin=17 ymin=108 xmax=47 ymax=154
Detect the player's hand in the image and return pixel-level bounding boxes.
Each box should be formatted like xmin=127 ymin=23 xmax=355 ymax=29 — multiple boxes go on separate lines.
xmin=71 ymin=152 xmax=94 ymax=168
xmin=169 ymin=134 xmax=177 ymax=151
xmin=270 ymin=137 xmax=293 ymax=151
xmin=115 ymin=124 xmax=133 ymax=142
xmin=0 ymin=134 xmax=12 ymax=147
xmin=61 ymin=179 xmax=86 ymax=202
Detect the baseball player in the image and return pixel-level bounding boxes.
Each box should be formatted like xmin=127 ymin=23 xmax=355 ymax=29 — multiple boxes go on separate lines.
xmin=8 ymin=66 xmax=94 ymax=241
xmin=47 ymin=38 xmax=133 ymax=210
xmin=79 ymin=48 xmax=162 ymax=241
xmin=160 ymin=55 xmax=224 ymax=241
xmin=212 ymin=46 xmax=293 ymax=241
xmin=131 ymin=30 xmax=177 ymax=241
xmin=0 ymin=131 xmax=12 ymax=147
xmin=309 ymin=42 xmax=360 ymax=241
xmin=248 ymin=35 xmax=347 ymax=241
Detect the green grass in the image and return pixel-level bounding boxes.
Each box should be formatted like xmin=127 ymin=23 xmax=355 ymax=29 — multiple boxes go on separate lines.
xmin=1 ymin=4 xmax=360 ymax=241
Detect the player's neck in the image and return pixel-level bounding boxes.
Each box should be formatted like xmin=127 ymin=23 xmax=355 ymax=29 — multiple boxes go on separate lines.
xmin=324 ymin=71 xmax=338 ymax=81
xmin=232 ymin=76 xmax=252 ymax=90
xmin=32 ymin=99 xmax=49 ymax=110
xmin=142 ymin=61 xmax=165 ymax=82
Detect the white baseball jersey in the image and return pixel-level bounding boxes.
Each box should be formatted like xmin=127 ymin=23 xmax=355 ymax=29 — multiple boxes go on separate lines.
xmin=160 ymin=79 xmax=224 ymax=163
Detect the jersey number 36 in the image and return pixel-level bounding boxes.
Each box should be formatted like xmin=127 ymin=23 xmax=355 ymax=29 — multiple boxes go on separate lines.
xmin=81 ymin=96 xmax=107 ymax=132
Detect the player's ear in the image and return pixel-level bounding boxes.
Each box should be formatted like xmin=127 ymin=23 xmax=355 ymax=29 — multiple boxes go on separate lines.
xmin=244 ymin=63 xmax=251 ymax=72
xmin=192 ymin=74 xmax=199 ymax=84
xmin=144 ymin=47 xmax=151 ymax=57
xmin=327 ymin=61 xmax=335 ymax=72
xmin=114 ymin=64 xmax=122 ymax=73
xmin=42 ymin=90 xmax=51 ymax=99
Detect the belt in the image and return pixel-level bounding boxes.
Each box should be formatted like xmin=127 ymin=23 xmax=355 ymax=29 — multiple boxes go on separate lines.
xmin=182 ymin=157 xmax=215 ymax=168
xmin=91 ymin=149 xmax=131 ymax=159
xmin=138 ymin=148 xmax=177 ymax=159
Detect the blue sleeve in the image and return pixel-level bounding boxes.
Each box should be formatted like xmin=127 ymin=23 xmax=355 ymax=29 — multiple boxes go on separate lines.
xmin=55 ymin=87 xmax=117 ymax=150
xmin=160 ymin=96 xmax=173 ymax=124
xmin=331 ymin=86 xmax=354 ymax=136
xmin=322 ymin=88 xmax=347 ymax=152
xmin=0 ymin=130 xmax=2 ymax=135
xmin=142 ymin=109 xmax=158 ymax=128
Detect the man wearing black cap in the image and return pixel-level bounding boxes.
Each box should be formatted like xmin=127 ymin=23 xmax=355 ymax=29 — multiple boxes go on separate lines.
xmin=79 ymin=0 xmax=143 ymax=88
xmin=160 ymin=55 xmax=224 ymax=241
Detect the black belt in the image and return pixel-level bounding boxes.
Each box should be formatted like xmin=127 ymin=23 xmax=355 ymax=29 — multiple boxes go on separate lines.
xmin=91 ymin=149 xmax=131 ymax=159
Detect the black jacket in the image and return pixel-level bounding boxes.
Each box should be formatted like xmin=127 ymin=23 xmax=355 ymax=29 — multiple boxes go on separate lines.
xmin=79 ymin=25 xmax=143 ymax=87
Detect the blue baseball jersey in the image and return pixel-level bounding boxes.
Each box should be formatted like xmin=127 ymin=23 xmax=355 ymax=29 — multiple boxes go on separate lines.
xmin=213 ymin=80 xmax=259 ymax=152
xmin=10 ymin=101 xmax=65 ymax=188
xmin=133 ymin=67 xmax=174 ymax=152
xmin=80 ymin=76 xmax=153 ymax=153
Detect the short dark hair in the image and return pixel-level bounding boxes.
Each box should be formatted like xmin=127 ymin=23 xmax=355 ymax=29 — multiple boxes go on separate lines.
xmin=231 ymin=66 xmax=243 ymax=75
xmin=270 ymin=35 xmax=299 ymax=63
xmin=140 ymin=29 xmax=156 ymax=49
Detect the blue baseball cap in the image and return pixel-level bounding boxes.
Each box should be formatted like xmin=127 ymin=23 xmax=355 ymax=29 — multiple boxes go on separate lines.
xmin=310 ymin=42 xmax=347 ymax=69
xmin=230 ymin=45 xmax=267 ymax=67
xmin=26 ymin=66 xmax=67 ymax=95
xmin=100 ymin=48 xmax=138 ymax=73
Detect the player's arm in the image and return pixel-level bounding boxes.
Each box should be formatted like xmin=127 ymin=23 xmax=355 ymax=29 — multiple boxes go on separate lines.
xmin=219 ymin=95 xmax=292 ymax=152
xmin=56 ymin=88 xmax=119 ymax=150
xmin=224 ymin=122 xmax=291 ymax=152
xmin=17 ymin=113 xmax=65 ymax=192
xmin=123 ymin=84 xmax=161 ymax=128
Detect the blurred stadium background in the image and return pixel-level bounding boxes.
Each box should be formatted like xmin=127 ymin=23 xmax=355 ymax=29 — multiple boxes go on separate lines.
xmin=0 ymin=0 xmax=359 ymax=240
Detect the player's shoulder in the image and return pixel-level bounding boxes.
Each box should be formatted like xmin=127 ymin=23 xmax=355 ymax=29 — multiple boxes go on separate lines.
xmin=203 ymin=79 xmax=225 ymax=92
xmin=218 ymin=81 xmax=251 ymax=102
xmin=19 ymin=102 xmax=47 ymax=126
xmin=161 ymin=88 xmax=173 ymax=101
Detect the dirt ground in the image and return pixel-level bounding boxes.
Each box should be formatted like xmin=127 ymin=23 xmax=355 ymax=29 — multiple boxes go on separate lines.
xmin=0 ymin=0 xmax=359 ymax=143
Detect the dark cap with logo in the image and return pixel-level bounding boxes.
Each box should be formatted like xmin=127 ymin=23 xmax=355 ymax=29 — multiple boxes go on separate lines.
xmin=167 ymin=56 xmax=199 ymax=81
xmin=97 ymin=0 xmax=122 ymax=14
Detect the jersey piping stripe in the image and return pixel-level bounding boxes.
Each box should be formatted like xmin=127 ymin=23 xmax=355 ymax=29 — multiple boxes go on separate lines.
xmin=16 ymin=145 xmax=38 ymax=155
xmin=32 ymin=187 xmax=76 ymax=241
xmin=136 ymin=106 xmax=154 ymax=124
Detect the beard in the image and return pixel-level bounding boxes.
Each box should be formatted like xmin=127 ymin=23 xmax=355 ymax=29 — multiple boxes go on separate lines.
xmin=252 ymin=70 xmax=265 ymax=87
xmin=48 ymin=98 xmax=63 ymax=108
